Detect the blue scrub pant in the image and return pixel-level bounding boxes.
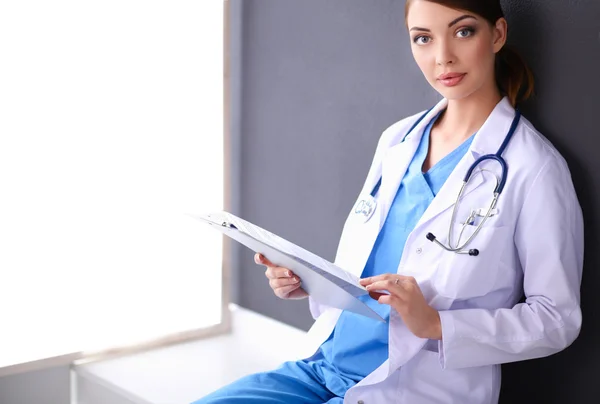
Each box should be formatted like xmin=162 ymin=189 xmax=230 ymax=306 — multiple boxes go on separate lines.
xmin=191 ymin=358 xmax=355 ymax=404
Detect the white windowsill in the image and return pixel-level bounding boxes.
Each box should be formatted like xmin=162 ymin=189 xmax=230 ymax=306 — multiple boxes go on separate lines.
xmin=0 ymin=316 xmax=226 ymax=379
xmin=74 ymin=305 xmax=309 ymax=404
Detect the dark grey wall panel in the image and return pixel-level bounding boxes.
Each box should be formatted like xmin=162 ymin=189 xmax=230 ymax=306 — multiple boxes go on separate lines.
xmin=227 ymin=0 xmax=245 ymax=305
xmin=238 ymin=0 xmax=438 ymax=330
xmin=236 ymin=0 xmax=600 ymax=402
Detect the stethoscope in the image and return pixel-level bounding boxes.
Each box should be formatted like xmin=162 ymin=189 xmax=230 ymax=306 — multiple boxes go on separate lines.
xmin=354 ymin=107 xmax=521 ymax=257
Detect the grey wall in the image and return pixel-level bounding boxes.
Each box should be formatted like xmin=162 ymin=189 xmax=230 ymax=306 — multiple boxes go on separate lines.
xmin=234 ymin=0 xmax=600 ymax=403
xmin=227 ymin=0 xmax=245 ymax=306
xmin=236 ymin=0 xmax=438 ymax=329
xmin=0 ymin=366 xmax=70 ymax=404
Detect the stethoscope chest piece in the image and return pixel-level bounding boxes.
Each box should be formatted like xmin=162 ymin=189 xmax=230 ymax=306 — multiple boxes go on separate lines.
xmin=354 ymin=195 xmax=377 ymax=223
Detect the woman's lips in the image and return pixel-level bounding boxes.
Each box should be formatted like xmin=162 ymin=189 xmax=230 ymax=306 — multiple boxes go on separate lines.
xmin=438 ymin=73 xmax=466 ymax=87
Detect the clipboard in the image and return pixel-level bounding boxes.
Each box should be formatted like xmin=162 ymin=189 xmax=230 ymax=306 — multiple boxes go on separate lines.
xmin=193 ymin=211 xmax=385 ymax=322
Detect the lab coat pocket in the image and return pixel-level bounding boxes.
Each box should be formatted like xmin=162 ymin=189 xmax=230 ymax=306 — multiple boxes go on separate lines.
xmin=398 ymin=349 xmax=494 ymax=404
xmin=432 ymin=225 xmax=511 ymax=299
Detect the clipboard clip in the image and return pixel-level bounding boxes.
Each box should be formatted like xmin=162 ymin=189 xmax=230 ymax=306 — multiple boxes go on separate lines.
xmin=221 ymin=221 xmax=237 ymax=229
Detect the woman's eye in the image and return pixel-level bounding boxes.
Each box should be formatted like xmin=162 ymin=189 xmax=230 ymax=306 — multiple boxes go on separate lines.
xmin=456 ymin=28 xmax=475 ymax=38
xmin=414 ymin=36 xmax=431 ymax=45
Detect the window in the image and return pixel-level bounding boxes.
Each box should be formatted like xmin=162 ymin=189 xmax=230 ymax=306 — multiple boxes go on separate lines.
xmin=0 ymin=0 xmax=226 ymax=362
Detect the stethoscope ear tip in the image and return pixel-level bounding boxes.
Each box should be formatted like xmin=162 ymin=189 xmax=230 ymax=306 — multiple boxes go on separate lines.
xmin=426 ymin=233 xmax=436 ymax=242
xmin=468 ymin=249 xmax=480 ymax=257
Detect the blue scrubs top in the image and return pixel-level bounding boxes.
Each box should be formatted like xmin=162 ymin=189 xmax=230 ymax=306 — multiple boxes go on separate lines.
xmin=316 ymin=113 xmax=476 ymax=394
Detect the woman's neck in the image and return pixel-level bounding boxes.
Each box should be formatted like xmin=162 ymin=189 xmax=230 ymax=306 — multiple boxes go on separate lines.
xmin=434 ymin=87 xmax=503 ymax=141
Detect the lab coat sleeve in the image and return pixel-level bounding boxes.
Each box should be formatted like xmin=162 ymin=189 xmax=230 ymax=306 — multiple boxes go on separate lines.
xmin=308 ymin=296 xmax=327 ymax=320
xmin=438 ymin=156 xmax=584 ymax=370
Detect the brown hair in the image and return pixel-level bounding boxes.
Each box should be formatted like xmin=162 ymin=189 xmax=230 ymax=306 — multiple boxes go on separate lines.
xmin=405 ymin=0 xmax=534 ymax=106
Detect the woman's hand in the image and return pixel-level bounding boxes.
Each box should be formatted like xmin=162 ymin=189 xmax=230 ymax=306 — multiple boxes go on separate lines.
xmin=360 ymin=274 xmax=442 ymax=340
xmin=255 ymin=253 xmax=309 ymax=300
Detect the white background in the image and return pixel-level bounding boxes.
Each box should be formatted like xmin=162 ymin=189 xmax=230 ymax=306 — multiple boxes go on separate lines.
xmin=0 ymin=0 xmax=223 ymax=364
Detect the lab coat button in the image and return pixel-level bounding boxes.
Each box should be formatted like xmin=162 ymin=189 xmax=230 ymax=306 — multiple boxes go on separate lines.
xmin=416 ymin=247 xmax=423 ymax=254
xmin=357 ymin=401 xmax=364 ymax=404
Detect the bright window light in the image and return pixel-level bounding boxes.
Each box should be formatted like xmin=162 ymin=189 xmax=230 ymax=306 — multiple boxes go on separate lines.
xmin=0 ymin=0 xmax=224 ymax=363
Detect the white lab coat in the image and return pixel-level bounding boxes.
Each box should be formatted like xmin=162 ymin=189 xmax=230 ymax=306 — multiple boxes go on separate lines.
xmin=302 ymin=97 xmax=584 ymax=404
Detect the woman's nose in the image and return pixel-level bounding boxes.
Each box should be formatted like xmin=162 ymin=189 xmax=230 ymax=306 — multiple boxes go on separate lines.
xmin=436 ymin=41 xmax=456 ymax=66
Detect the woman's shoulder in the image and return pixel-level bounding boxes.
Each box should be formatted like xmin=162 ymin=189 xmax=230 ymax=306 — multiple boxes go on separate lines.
xmin=507 ymin=114 xmax=579 ymax=201
xmin=514 ymin=115 xmax=571 ymax=173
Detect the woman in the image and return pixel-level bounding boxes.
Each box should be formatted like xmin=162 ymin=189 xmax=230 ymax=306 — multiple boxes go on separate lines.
xmin=194 ymin=0 xmax=583 ymax=403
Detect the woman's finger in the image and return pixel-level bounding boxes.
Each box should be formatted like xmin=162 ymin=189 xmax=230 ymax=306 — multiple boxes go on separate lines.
xmin=375 ymin=293 xmax=396 ymax=306
xmin=269 ymin=276 xmax=301 ymax=290
xmin=274 ymin=283 xmax=302 ymax=299
xmin=255 ymin=253 xmax=275 ymax=267
xmin=360 ymin=274 xmax=415 ymax=286
xmin=368 ymin=291 xmax=389 ymax=300
xmin=265 ymin=266 xmax=296 ymax=280
xmin=360 ymin=273 xmax=400 ymax=286
xmin=365 ymin=279 xmax=407 ymax=298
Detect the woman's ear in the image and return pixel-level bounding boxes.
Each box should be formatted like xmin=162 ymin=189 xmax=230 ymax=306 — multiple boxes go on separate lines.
xmin=493 ymin=18 xmax=508 ymax=54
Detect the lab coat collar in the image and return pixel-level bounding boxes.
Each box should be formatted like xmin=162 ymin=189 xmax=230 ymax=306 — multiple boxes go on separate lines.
xmin=376 ymin=99 xmax=450 ymax=228
xmin=468 ymin=96 xmax=517 ymax=157
xmin=401 ymin=98 xmax=449 ymax=144
xmin=402 ymin=96 xmax=517 ymax=155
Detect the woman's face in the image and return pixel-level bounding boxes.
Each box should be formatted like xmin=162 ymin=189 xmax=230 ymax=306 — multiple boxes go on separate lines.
xmin=406 ymin=1 xmax=507 ymax=101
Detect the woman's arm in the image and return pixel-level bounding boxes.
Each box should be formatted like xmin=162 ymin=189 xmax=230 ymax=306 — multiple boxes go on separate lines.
xmin=437 ymin=156 xmax=584 ymax=369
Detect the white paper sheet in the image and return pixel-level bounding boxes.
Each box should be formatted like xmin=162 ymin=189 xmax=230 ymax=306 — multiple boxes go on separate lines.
xmin=193 ymin=212 xmax=385 ymax=322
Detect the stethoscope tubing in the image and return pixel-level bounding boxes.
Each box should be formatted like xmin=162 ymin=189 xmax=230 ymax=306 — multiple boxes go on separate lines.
xmin=364 ymin=107 xmax=522 ymax=256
